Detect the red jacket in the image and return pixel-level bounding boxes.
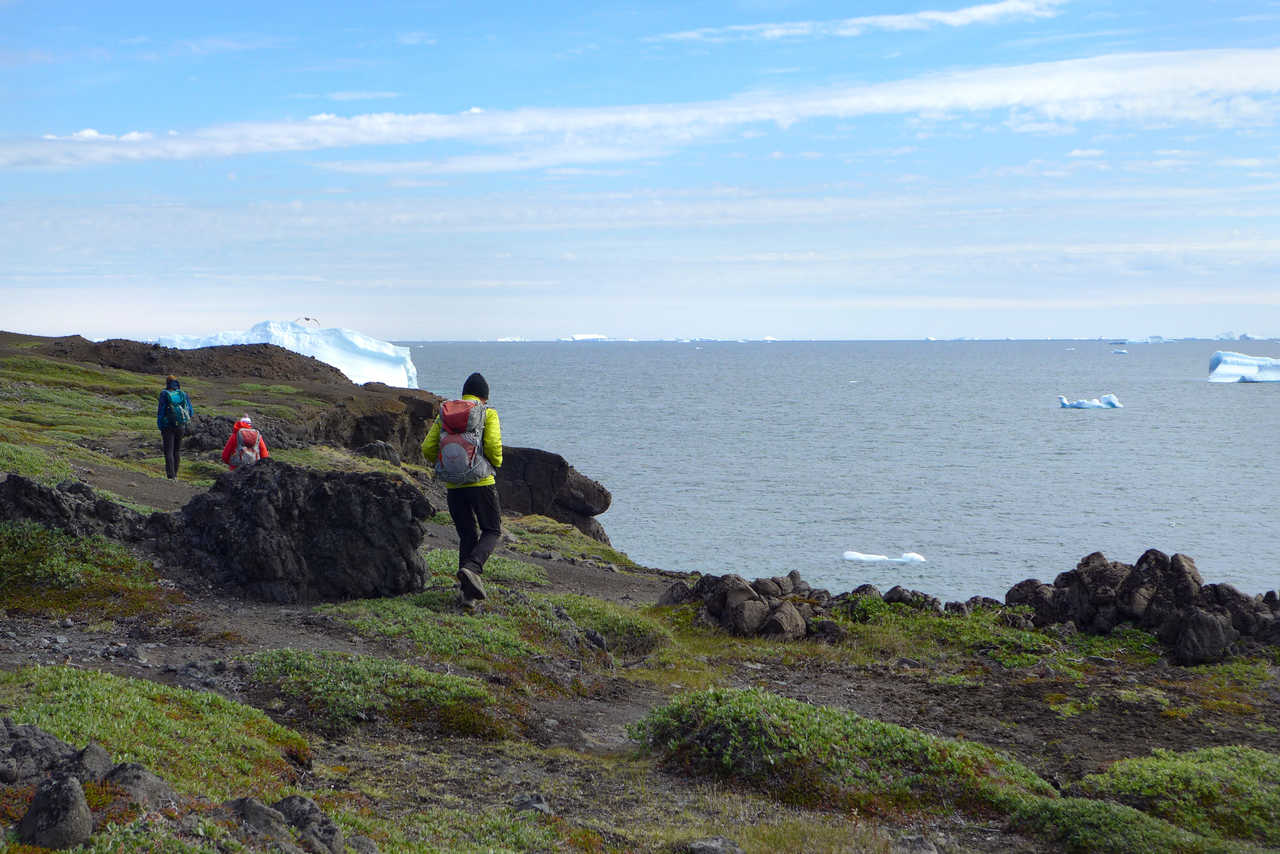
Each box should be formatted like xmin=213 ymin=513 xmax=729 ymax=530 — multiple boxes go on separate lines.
xmin=221 ymin=419 xmax=270 ymax=469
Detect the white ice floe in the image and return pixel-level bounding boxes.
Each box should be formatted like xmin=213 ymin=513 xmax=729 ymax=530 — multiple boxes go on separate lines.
xmin=842 ymin=551 xmax=927 ymax=564
xmin=1208 ymin=350 xmax=1280 ymax=383
xmin=1112 ymin=349 xmax=1128 ymax=354
xmin=153 ymin=320 xmax=418 ymax=388
xmin=1058 ymin=394 xmax=1123 ymax=409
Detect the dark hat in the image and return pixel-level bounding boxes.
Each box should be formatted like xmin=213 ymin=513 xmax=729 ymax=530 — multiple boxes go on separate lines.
xmin=462 ymin=372 xmax=489 ymax=399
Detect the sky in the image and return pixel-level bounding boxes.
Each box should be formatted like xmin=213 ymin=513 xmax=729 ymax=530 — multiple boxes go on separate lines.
xmin=4 ymin=0 xmax=1280 ymax=342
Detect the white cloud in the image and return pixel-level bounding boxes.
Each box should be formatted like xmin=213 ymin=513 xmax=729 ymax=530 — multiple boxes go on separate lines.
xmin=1217 ymin=157 xmax=1267 ymax=167
xmin=8 ymin=47 xmax=1280 ymax=171
xmin=650 ymin=0 xmax=1065 ymax=43
xmin=1068 ymin=148 xmax=1104 ymax=157
xmin=397 ymin=32 xmax=436 ymax=46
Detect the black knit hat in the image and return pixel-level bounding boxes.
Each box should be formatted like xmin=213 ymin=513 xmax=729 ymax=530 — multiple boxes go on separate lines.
xmin=462 ymin=372 xmax=489 ymax=399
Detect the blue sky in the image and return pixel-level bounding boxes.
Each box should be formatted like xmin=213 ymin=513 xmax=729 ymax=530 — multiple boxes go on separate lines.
xmin=4 ymin=0 xmax=1280 ymax=341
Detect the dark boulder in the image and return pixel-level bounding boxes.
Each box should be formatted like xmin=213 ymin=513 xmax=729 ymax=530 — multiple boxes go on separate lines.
xmin=273 ymin=794 xmax=345 ymax=854
xmin=174 ymin=459 xmax=433 ymax=603
xmin=103 ymin=762 xmax=178 ymax=808
xmin=17 ymin=775 xmax=93 ymax=850
xmin=0 ymin=718 xmax=79 ymax=786
xmin=496 ymin=447 xmax=612 ymax=543
xmin=0 ymin=476 xmax=147 ymax=542
xmin=1172 ymin=608 xmax=1240 ymax=666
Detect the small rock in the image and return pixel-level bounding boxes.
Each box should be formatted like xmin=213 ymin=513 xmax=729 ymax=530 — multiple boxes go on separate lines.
xmin=685 ymin=837 xmax=745 ymax=854
xmin=18 ymin=775 xmax=93 ymax=849
xmin=512 ymin=792 xmax=554 ymax=815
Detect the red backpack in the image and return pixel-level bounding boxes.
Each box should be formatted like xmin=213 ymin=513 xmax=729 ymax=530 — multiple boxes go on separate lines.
xmin=436 ymin=400 xmax=493 ymax=484
xmin=229 ymin=426 xmax=262 ymax=468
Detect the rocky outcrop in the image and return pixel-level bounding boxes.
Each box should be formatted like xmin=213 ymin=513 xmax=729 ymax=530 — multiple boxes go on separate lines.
xmin=497 ymin=447 xmax=613 ymax=543
xmin=0 ymin=476 xmax=149 ymax=541
xmin=0 ymin=463 xmax=435 ymax=605
xmin=4 ymin=721 xmax=367 ymax=853
xmin=183 ymin=414 xmax=308 ymax=453
xmin=1006 ymin=549 xmax=1279 ymax=664
xmin=661 ymin=571 xmax=842 ymax=642
xmin=174 ymin=459 xmax=434 ymax=603
xmin=308 ymin=386 xmax=440 ymax=465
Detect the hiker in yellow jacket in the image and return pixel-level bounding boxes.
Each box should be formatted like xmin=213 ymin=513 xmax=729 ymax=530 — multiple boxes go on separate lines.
xmin=422 ymin=372 xmax=502 ymax=605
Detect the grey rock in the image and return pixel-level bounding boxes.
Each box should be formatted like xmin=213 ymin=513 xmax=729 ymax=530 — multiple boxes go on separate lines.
xmin=761 ymin=601 xmax=807 ymax=640
xmin=685 ymin=837 xmax=745 ymax=854
xmin=1173 ymin=608 xmax=1239 ymax=665
xmin=105 ymin=762 xmax=177 ymax=807
xmin=274 ymin=794 xmax=344 ymax=854
xmin=17 ymin=775 xmax=93 ymax=850
xmin=355 ymin=440 xmax=401 ymax=466
xmin=512 ymin=792 xmax=554 ymax=815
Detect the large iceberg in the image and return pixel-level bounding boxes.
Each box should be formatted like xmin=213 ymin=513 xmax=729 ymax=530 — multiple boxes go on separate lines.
xmin=1208 ymin=350 xmax=1280 ymax=383
xmin=153 ymin=320 xmax=418 ymax=388
xmin=1058 ymin=394 xmax=1123 ymax=409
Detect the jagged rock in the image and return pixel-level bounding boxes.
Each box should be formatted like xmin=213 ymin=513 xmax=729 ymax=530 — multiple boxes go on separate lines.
xmin=17 ymin=775 xmax=93 ymax=850
xmin=751 ymin=577 xmax=783 ymax=598
xmin=222 ymin=797 xmax=302 ymax=853
xmin=762 ymin=601 xmax=807 ymax=640
xmin=175 ymin=459 xmax=433 ymax=603
xmin=58 ymin=743 xmax=113 ymax=784
xmin=0 ymin=476 xmax=147 ymax=542
xmin=1007 ymin=549 xmax=1276 ymax=665
xmin=104 ymin=762 xmax=177 ymax=808
xmin=850 ymin=583 xmax=881 ymax=599
xmin=1172 ymin=608 xmax=1240 ymax=666
xmin=729 ymin=599 xmax=770 ymax=636
xmin=355 ymin=441 xmax=401 ymax=466
xmin=273 ymin=794 xmax=344 ymax=854
xmin=0 ymin=718 xmax=78 ymax=786
xmin=884 ymin=586 xmax=942 ymax=613
xmin=657 ymin=580 xmax=698 ymax=607
xmin=496 ymin=446 xmax=612 ymax=543
xmin=310 ymin=388 xmax=440 ymax=465
xmin=512 ymin=791 xmax=554 ymax=815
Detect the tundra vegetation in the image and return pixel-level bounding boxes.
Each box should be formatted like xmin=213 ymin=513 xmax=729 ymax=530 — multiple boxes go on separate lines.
xmin=0 ymin=337 xmax=1277 ymax=853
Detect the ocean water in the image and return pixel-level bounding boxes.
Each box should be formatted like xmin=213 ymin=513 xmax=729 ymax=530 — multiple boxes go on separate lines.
xmin=407 ymin=340 xmax=1279 ymax=602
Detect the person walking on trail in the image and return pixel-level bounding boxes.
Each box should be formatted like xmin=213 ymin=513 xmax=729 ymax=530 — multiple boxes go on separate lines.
xmin=156 ymin=374 xmax=194 ymax=480
xmin=422 ymin=372 xmax=503 ymax=606
xmin=221 ymin=415 xmax=270 ymax=470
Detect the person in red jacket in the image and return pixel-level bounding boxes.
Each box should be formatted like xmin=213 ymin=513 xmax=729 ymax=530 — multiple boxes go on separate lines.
xmin=221 ymin=416 xmax=270 ymax=470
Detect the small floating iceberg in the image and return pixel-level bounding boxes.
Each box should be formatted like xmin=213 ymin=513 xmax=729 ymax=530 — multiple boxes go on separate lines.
xmin=1208 ymin=350 xmax=1280 ymax=383
xmin=1058 ymin=394 xmax=1123 ymax=409
xmin=1112 ymin=349 xmax=1128 ymax=354
xmin=842 ymin=551 xmax=927 ymax=564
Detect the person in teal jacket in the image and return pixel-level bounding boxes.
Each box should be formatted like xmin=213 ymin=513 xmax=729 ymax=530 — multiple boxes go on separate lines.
xmin=156 ymin=375 xmax=194 ymax=479
xmin=422 ymin=372 xmax=503 ymax=605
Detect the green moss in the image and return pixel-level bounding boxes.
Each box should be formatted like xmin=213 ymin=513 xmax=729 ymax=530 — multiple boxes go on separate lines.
xmin=0 ymin=441 xmax=74 ymax=483
xmin=630 ymin=687 xmax=1054 ymax=816
xmin=1074 ymin=746 xmax=1280 ymax=845
xmin=548 ymin=592 xmax=672 ymax=658
xmin=0 ymin=666 xmax=310 ymax=801
xmin=318 ymin=593 xmax=544 ymax=666
xmin=1007 ymin=795 xmax=1266 ymax=854
xmin=331 ymin=803 xmax=559 ymax=853
xmin=237 ymin=382 xmax=303 ymax=394
xmin=246 ymin=648 xmax=506 ymax=737
xmin=0 ymin=520 xmax=181 ymax=619
xmin=506 ymin=514 xmax=637 ymax=567
xmin=422 ymin=547 xmax=549 ymax=586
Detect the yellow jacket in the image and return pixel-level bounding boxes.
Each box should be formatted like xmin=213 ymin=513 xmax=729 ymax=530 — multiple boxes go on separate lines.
xmin=421 ymin=394 xmax=502 ymax=488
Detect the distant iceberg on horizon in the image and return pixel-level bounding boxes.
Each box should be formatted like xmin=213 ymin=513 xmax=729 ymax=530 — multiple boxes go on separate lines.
xmin=842 ymin=551 xmax=927 ymax=564
xmin=1058 ymin=394 xmax=1123 ymax=409
xmin=1208 ymin=350 xmax=1280 ymax=383
xmin=151 ymin=320 xmax=418 ymax=388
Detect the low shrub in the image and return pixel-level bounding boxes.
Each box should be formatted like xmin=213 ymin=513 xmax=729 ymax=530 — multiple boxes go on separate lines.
xmin=1074 ymin=745 xmax=1280 ymax=845
xmin=630 ymin=687 xmax=1054 ymax=815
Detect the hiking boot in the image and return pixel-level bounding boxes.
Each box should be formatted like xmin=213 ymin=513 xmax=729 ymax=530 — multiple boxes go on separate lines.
xmin=457 ymin=568 xmax=487 ymax=601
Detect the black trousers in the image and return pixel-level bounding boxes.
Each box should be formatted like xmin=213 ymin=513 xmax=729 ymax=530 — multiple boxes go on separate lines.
xmin=161 ymin=426 xmax=184 ymax=479
xmin=446 ymin=483 xmax=502 ymax=572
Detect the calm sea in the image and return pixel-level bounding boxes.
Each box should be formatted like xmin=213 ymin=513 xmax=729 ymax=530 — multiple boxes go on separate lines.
xmin=406 ymin=340 xmax=1279 ymax=602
